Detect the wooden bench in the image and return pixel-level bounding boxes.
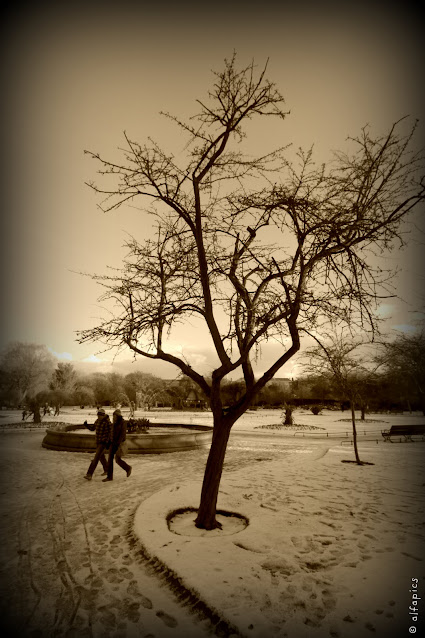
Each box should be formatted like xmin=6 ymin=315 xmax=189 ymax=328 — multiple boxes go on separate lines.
xmin=381 ymin=424 xmax=425 ymax=442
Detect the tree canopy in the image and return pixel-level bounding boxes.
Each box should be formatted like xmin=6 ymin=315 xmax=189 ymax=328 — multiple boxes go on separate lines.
xmin=81 ymin=56 xmax=423 ymax=416
xmin=377 ymin=331 xmax=425 ymax=414
xmin=80 ymin=55 xmax=425 ymax=528
xmin=0 ymin=342 xmax=55 ymax=406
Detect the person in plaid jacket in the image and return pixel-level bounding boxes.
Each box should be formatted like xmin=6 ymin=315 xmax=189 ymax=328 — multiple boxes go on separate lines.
xmin=84 ymin=408 xmax=112 ymax=480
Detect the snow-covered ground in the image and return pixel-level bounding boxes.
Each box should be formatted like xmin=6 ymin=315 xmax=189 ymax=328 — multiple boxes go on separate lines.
xmin=4 ymin=404 xmax=422 ymax=433
xmin=135 ymin=441 xmax=425 ymax=638
xmin=0 ymin=409 xmax=424 ymax=637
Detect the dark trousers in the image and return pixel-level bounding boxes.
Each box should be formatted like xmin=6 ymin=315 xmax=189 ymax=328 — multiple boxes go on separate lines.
xmin=107 ymin=443 xmax=131 ymax=480
xmin=87 ymin=443 xmax=109 ymax=476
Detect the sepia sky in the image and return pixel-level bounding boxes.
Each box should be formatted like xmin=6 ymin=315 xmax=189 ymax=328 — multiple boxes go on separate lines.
xmin=1 ymin=1 xmax=424 ymax=379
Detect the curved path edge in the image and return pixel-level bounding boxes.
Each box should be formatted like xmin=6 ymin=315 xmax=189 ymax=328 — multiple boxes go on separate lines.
xmin=130 ymin=484 xmax=245 ymax=637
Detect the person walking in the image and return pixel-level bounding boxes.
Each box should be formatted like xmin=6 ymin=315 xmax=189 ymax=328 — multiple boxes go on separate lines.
xmin=84 ymin=408 xmax=112 ymax=480
xmin=103 ymin=408 xmax=132 ymax=482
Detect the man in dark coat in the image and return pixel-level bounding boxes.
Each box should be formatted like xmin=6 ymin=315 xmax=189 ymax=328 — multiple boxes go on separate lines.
xmin=84 ymin=408 xmax=112 ymax=480
xmin=103 ymin=408 xmax=132 ymax=482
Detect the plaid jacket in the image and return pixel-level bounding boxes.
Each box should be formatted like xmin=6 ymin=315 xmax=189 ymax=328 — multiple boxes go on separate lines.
xmin=93 ymin=415 xmax=112 ymax=445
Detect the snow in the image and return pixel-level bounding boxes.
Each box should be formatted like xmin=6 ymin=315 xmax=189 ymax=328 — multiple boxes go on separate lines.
xmin=133 ymin=439 xmax=425 ymax=638
xmin=0 ymin=408 xmax=424 ymax=637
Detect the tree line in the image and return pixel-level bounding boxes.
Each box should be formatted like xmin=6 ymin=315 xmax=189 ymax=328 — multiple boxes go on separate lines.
xmin=1 ymin=332 xmax=423 ymax=420
xmin=0 ymin=341 xmax=203 ymax=418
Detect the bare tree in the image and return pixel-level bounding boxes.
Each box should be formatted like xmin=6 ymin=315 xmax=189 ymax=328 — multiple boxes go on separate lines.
xmin=124 ymin=371 xmax=167 ymax=410
xmin=304 ymin=331 xmax=379 ymax=465
xmin=136 ymin=381 xmax=166 ymax=411
xmin=79 ymin=55 xmax=424 ymax=528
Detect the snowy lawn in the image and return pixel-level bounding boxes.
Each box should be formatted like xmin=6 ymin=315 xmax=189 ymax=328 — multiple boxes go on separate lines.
xmin=134 ymin=439 xmax=425 ymax=638
xmin=0 ymin=408 xmax=424 ymax=637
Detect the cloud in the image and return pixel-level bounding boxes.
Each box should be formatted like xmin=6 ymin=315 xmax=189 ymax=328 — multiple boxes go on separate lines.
xmin=72 ymin=356 xmax=178 ymax=379
xmin=82 ymin=354 xmax=104 ymax=363
xmin=48 ymin=348 xmax=73 ymax=360
xmin=391 ymin=324 xmax=419 ymax=334
xmin=376 ymin=303 xmax=394 ymax=318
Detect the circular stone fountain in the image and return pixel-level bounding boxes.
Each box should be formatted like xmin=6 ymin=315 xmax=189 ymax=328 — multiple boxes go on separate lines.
xmin=42 ymin=423 xmax=213 ymax=454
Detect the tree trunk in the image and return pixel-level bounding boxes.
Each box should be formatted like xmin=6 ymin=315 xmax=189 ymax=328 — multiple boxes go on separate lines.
xmin=33 ymin=406 xmax=42 ymax=424
xmin=351 ymin=403 xmax=362 ymax=464
xmin=195 ymin=419 xmax=232 ymax=530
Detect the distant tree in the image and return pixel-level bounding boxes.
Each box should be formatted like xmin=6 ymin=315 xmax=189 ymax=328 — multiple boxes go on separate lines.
xmin=293 ymin=374 xmax=336 ymax=403
xmin=49 ymin=362 xmax=77 ymax=414
xmin=104 ymin=372 xmax=127 ymax=407
xmin=162 ymin=380 xmax=189 ymax=409
xmin=80 ymin=55 xmax=424 ymax=528
xmin=0 ymin=369 xmax=12 ymax=407
xmin=50 ymin=362 xmax=76 ymax=392
xmin=308 ymin=375 xmax=336 ymax=403
xmin=304 ymin=331 xmax=377 ymax=465
xmin=0 ymin=342 xmax=55 ymax=408
xmin=48 ymin=390 xmax=68 ymax=416
xmin=124 ymin=371 xmax=166 ymax=409
xmin=26 ymin=394 xmax=44 ymax=424
xmin=377 ymin=331 xmax=425 ymax=414
xmin=73 ymin=385 xmax=96 ymax=407
xmin=257 ymin=382 xmax=287 ymax=407
xmin=220 ymin=379 xmax=245 ymax=407
xmin=86 ymin=372 xmax=115 ymax=406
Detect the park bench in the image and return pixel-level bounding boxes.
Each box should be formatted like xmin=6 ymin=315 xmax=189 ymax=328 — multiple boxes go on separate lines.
xmin=381 ymin=424 xmax=425 ymax=442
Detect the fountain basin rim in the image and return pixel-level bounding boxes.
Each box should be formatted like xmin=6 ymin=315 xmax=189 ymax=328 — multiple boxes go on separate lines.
xmin=42 ymin=422 xmax=213 ymax=454
xmin=55 ymin=423 xmax=213 ymax=434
